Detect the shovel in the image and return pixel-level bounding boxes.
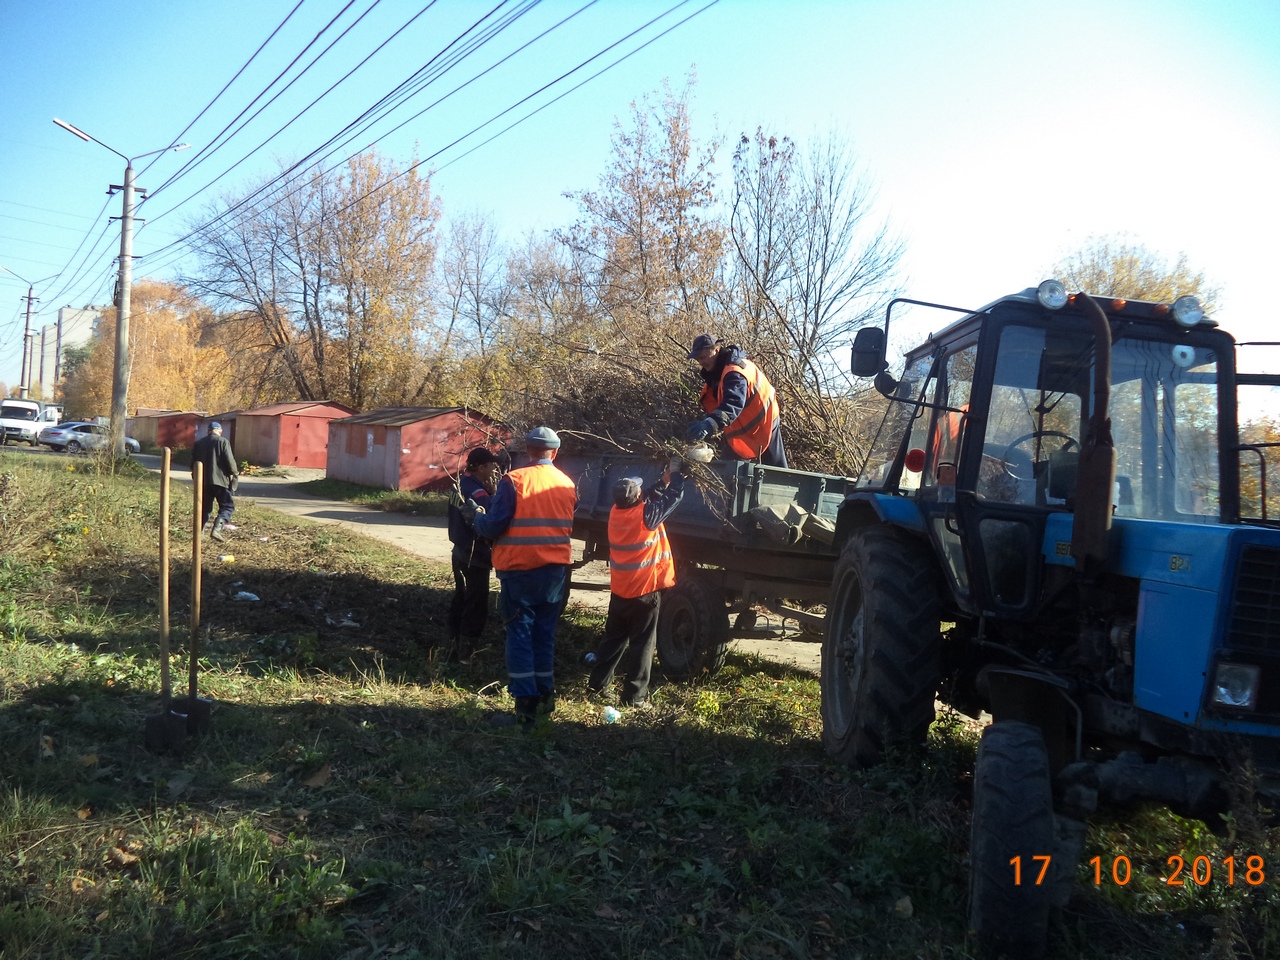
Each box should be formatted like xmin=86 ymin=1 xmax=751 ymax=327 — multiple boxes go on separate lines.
xmin=172 ymin=460 xmax=213 ymax=734
xmin=145 ymin=448 xmax=189 ymax=753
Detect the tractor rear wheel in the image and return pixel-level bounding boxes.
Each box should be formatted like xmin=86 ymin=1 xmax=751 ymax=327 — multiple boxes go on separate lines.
xmin=968 ymin=721 xmax=1055 ymax=958
xmin=657 ymin=572 xmax=730 ymax=681
xmin=821 ymin=526 xmax=941 ymax=767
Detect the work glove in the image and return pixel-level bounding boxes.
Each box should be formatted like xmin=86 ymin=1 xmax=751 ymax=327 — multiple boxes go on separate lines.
xmin=686 ymin=417 xmax=718 ymax=441
xmin=459 ymin=499 xmax=486 ymax=525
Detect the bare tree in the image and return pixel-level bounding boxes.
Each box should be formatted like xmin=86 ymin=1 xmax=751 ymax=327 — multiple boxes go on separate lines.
xmin=726 ymin=128 xmax=904 ymax=470
xmin=186 ymin=150 xmax=441 ymax=409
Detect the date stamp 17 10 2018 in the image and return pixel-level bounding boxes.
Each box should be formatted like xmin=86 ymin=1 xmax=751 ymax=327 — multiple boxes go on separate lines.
xmin=1009 ymin=855 xmax=1267 ymax=887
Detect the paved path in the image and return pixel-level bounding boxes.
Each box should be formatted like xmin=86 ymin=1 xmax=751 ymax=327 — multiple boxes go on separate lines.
xmin=137 ymin=455 xmax=821 ymax=675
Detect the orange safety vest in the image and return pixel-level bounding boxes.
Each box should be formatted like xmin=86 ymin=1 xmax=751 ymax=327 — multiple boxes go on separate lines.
xmin=700 ymin=357 xmax=779 ymax=461
xmin=490 ymin=463 xmax=578 ymax=572
xmin=608 ymin=503 xmax=676 ymax=599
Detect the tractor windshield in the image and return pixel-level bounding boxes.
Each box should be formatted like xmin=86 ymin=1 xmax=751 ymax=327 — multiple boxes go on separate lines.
xmin=981 ymin=323 xmax=1222 ymax=522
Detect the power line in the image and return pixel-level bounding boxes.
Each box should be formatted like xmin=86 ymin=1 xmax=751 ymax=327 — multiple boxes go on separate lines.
xmin=136 ymin=0 xmax=311 ymax=182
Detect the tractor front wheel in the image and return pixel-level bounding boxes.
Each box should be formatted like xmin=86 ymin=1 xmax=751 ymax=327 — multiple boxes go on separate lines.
xmin=968 ymin=721 xmax=1055 ymax=958
xmin=821 ymin=526 xmax=941 ymax=767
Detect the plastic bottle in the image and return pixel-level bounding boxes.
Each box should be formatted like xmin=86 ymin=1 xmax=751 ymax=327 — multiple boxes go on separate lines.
xmin=216 ymin=554 xmax=235 ymax=563
xmin=602 ymin=706 xmax=621 ymax=723
xmin=583 ymin=652 xmax=598 ymax=665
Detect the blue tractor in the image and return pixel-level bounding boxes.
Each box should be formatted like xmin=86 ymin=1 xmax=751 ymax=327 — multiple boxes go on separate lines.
xmin=826 ymin=280 xmax=1280 ymax=956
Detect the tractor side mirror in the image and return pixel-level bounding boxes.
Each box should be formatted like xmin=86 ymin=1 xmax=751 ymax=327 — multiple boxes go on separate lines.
xmin=851 ymin=327 xmax=887 ymax=377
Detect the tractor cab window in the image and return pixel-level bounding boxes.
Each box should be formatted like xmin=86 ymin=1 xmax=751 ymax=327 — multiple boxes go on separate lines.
xmin=1238 ymin=380 xmax=1280 ymax=522
xmin=857 ymin=354 xmax=936 ymax=492
xmin=1110 ymin=339 xmax=1220 ymax=521
xmin=978 ymin=325 xmax=1085 ymax=505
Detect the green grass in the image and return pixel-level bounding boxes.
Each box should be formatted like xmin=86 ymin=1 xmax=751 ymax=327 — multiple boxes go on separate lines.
xmin=297 ymin=476 xmax=451 ymax=516
xmin=1 ymin=449 xmax=1277 ymax=959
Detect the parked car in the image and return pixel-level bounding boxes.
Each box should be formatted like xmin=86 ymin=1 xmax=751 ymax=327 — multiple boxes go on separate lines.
xmin=38 ymin=421 xmax=141 ymax=454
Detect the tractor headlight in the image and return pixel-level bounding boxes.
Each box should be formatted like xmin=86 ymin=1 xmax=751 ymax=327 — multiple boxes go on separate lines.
xmin=1210 ymin=662 xmax=1260 ymax=711
xmin=1037 ymin=279 xmax=1069 ymax=310
xmin=1171 ymin=295 xmax=1204 ymax=328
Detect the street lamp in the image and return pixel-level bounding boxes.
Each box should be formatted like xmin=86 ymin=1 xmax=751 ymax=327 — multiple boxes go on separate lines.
xmin=53 ymin=118 xmax=190 ymax=457
xmin=0 ymin=265 xmax=57 ymax=400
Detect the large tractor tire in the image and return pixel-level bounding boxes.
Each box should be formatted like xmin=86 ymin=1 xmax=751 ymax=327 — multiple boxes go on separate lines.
xmin=821 ymin=525 xmax=941 ymax=767
xmin=656 ymin=572 xmax=730 ymax=681
xmin=968 ymin=721 xmax=1055 ymax=959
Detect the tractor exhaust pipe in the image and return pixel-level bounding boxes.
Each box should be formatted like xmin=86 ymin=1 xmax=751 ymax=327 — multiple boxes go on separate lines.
xmin=1071 ymin=294 xmax=1117 ymax=573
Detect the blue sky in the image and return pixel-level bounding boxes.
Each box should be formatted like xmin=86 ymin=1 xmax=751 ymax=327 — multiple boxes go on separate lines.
xmin=1 ymin=0 xmax=1277 ymax=391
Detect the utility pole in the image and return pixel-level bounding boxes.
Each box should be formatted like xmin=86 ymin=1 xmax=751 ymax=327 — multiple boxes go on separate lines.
xmin=19 ymin=283 xmax=36 ymax=399
xmin=52 ymin=118 xmax=189 ymax=458
xmin=108 ymin=165 xmax=138 ymax=457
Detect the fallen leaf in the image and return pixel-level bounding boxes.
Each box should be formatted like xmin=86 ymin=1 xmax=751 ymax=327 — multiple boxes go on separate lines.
xmin=40 ymin=735 xmax=55 ymax=759
xmin=107 ymin=846 xmax=139 ymax=867
xmin=167 ymin=771 xmax=195 ymax=799
xmin=79 ymin=754 xmax=99 ymax=766
xmin=892 ymin=895 xmax=913 ymax=918
xmin=76 ymin=805 xmax=93 ymax=820
xmin=303 ymin=764 xmax=331 ymax=788
xmin=595 ymin=903 xmax=627 ymax=920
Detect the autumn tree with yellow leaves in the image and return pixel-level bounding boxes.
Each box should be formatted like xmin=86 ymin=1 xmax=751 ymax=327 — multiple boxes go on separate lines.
xmin=60 ymin=280 xmax=235 ymax=419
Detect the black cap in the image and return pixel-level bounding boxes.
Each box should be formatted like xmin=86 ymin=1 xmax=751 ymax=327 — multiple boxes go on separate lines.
xmin=612 ymin=477 xmax=642 ymax=508
xmin=466 ymin=447 xmax=499 ymax=468
xmin=687 ymin=334 xmax=717 ymax=359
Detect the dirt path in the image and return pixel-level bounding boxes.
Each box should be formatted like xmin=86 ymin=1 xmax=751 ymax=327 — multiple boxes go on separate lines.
xmin=138 ymin=457 xmax=823 ymax=676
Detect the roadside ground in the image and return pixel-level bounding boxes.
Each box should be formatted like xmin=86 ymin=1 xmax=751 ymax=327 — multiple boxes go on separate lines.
xmin=133 ymin=454 xmax=824 ymax=675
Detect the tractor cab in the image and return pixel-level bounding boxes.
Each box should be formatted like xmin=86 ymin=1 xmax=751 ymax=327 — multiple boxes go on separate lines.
xmin=849 ymin=281 xmax=1268 ymax=618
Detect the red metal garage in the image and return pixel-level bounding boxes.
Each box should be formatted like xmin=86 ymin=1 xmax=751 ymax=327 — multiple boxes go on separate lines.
xmin=326 ymin=407 xmax=509 ymax=491
xmin=126 ymin=410 xmax=207 ymax=450
xmin=235 ymin=401 xmax=356 ymax=469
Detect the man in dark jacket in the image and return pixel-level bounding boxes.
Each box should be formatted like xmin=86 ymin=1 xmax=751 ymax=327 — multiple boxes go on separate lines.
xmin=447 ymin=447 xmax=501 ymax=661
xmin=191 ymin=421 xmax=239 ymax=542
xmin=685 ymin=334 xmax=787 ymax=467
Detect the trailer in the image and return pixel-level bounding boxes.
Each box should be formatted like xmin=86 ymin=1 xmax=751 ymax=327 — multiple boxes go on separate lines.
xmin=560 ymin=454 xmax=856 ymax=679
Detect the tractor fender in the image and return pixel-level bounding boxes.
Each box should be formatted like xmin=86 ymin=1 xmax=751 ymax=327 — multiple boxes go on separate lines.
xmin=833 ymin=492 xmax=927 ymax=551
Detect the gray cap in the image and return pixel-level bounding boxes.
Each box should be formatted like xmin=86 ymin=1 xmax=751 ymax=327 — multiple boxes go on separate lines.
xmin=524 ymin=426 xmax=561 ymax=449
xmin=612 ymin=477 xmax=642 ymax=508
xmin=687 ymin=334 xmax=717 ymax=358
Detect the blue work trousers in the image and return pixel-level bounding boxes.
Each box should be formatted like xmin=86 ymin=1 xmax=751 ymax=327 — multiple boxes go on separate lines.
xmin=498 ymin=564 xmax=567 ymax=698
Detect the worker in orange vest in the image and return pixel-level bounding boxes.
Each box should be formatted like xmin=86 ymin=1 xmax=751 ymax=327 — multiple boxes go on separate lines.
xmin=470 ymin=426 xmax=578 ymax=728
xmin=685 ymin=334 xmax=787 ymax=467
xmin=585 ymin=462 xmax=686 ymax=708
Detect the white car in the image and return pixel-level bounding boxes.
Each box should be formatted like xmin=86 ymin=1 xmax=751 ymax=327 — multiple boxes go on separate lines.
xmin=38 ymin=421 xmax=141 ymax=454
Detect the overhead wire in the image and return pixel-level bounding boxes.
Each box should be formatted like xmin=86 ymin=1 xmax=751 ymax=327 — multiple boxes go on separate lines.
xmin=136 ymin=0 xmax=310 ymax=182
xmin=332 ymin=0 xmax=713 ymax=218
xmin=140 ymin=0 xmax=361 ymax=201
xmin=140 ymin=0 xmax=530 ymax=239
xmin=143 ymin=0 xmax=381 ymax=202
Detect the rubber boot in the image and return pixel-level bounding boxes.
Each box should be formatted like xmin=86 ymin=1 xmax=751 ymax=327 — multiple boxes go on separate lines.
xmin=490 ymin=695 xmax=540 ymax=730
xmin=538 ymin=688 xmax=556 ymax=715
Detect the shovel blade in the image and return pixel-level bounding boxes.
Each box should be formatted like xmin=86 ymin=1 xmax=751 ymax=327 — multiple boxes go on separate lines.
xmin=144 ymin=709 xmax=189 ymax=754
xmin=171 ymin=696 xmax=213 ymax=735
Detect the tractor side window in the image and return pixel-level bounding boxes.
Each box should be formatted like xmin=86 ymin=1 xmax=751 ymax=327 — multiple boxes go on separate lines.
xmin=858 ymin=355 xmax=936 ymax=491
xmin=1238 ymin=382 xmax=1280 ymax=521
xmin=1110 ymin=339 xmax=1220 ymax=521
xmin=926 ymin=344 xmax=977 ymax=487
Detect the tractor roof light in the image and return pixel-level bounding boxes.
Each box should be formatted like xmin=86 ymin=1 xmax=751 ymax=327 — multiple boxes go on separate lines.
xmin=1171 ymin=295 xmax=1204 ymax=328
xmin=1037 ymin=279 xmax=1069 ymax=310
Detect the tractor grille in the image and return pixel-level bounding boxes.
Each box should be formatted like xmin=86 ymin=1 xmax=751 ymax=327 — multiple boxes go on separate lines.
xmin=1226 ymin=545 xmax=1280 ymax=655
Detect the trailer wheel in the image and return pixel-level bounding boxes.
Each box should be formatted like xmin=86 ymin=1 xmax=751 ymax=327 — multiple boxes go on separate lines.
xmin=821 ymin=526 xmax=941 ymax=767
xmin=968 ymin=721 xmax=1054 ymax=959
xmin=657 ymin=573 xmax=730 ymax=681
